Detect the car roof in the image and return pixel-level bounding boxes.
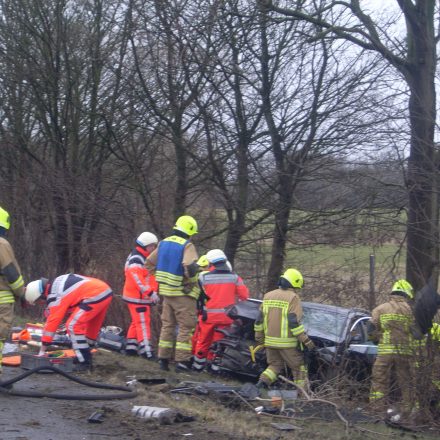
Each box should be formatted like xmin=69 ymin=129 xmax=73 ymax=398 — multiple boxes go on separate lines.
xmin=302 ymin=301 xmax=370 ymax=317
xmin=247 ymin=298 xmax=370 ymax=317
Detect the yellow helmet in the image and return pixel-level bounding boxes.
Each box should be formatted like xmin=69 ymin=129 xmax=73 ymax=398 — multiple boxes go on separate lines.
xmin=174 ymin=215 xmax=198 ymax=236
xmin=391 ymin=279 xmax=414 ymax=299
xmin=0 ymin=206 xmax=11 ymax=230
xmin=197 ymin=255 xmax=209 ymax=269
xmin=280 ymin=268 xmax=304 ymax=289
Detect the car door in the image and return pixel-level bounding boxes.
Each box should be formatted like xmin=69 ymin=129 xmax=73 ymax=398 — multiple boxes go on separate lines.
xmin=344 ymin=316 xmax=377 ymax=380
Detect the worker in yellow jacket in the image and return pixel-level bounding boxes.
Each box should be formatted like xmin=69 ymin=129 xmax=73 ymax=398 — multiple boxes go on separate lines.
xmin=146 ymin=215 xmax=199 ymax=372
xmin=254 ymin=268 xmax=315 ymax=389
xmin=0 ymin=206 xmax=25 ymax=373
xmin=369 ymin=279 xmax=417 ymax=416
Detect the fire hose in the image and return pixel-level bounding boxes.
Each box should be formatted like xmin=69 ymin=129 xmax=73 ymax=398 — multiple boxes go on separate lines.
xmin=0 ymin=365 xmax=138 ymax=400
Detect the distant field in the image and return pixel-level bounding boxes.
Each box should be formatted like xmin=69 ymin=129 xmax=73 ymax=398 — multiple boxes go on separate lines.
xmin=286 ymin=243 xmax=405 ymax=273
xmin=210 ymin=207 xmax=407 ymax=299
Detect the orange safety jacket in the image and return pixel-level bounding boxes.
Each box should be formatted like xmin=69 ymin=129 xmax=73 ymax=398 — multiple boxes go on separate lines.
xmin=42 ymin=274 xmax=113 ymax=344
xmin=198 ymin=268 xmax=249 ymax=324
xmin=122 ymin=246 xmax=158 ymax=304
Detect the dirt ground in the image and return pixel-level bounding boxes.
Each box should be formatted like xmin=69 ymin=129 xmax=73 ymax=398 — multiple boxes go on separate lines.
xmin=1 ymin=348 xmax=439 ymax=440
xmin=1 ymin=348 xmax=249 ymax=440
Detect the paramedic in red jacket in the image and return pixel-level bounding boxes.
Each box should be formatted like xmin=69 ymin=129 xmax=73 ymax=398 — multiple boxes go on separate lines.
xmin=123 ymin=232 xmax=159 ymax=359
xmin=25 ymin=274 xmax=113 ymax=369
xmin=193 ymin=249 xmax=249 ymax=372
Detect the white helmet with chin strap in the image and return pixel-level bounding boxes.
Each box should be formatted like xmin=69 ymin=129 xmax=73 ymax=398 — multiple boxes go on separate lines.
xmin=206 ymin=249 xmax=227 ymax=264
xmin=136 ymin=232 xmax=158 ymax=248
xmin=25 ymin=278 xmax=48 ymax=305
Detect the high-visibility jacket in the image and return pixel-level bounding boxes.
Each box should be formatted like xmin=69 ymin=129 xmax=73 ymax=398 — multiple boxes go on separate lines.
xmin=198 ymin=268 xmax=249 ymax=324
xmin=432 ymin=323 xmax=440 ymax=341
xmin=122 ymin=246 xmax=158 ymax=304
xmin=42 ymin=274 xmax=113 ymax=344
xmin=432 ymin=323 xmax=440 ymax=390
xmin=146 ymin=235 xmax=199 ymax=299
xmin=370 ymin=295 xmax=415 ymax=355
xmin=0 ymin=237 xmax=24 ymax=304
xmin=254 ymin=287 xmax=306 ymax=349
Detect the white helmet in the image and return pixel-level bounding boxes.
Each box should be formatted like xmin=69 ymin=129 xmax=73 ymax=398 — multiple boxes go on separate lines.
xmin=25 ymin=278 xmax=48 ymax=305
xmin=136 ymin=232 xmax=158 ymax=247
xmin=206 ymin=249 xmax=227 ymax=264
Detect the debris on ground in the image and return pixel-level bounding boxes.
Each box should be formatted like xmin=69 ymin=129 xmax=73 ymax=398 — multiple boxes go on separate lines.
xmin=88 ymin=410 xmax=105 ymax=423
xmin=270 ymin=422 xmax=301 ymax=431
xmin=132 ymin=405 xmax=195 ymax=425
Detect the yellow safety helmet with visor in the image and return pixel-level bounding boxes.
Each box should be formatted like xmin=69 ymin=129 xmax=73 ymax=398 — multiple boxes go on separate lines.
xmin=391 ymin=279 xmax=414 ymax=299
xmin=174 ymin=215 xmax=198 ymax=236
xmin=280 ymin=268 xmax=304 ymax=289
xmin=0 ymin=206 xmax=10 ymax=230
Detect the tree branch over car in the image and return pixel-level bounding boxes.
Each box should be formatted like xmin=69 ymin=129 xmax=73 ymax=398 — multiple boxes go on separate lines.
xmin=262 ymin=0 xmax=439 ymax=290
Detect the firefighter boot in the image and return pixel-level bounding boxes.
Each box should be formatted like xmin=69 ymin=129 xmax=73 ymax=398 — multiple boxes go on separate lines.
xmin=143 ymin=352 xmax=157 ymax=362
xmin=175 ymin=360 xmax=193 ymax=373
xmin=74 ymin=347 xmax=93 ymax=373
xmin=125 ymin=349 xmax=138 ymax=356
xmin=158 ymin=358 xmax=170 ymax=371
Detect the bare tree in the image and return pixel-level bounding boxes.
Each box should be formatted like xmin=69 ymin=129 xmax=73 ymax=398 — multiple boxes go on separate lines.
xmin=127 ymin=0 xmax=215 ymax=218
xmin=0 ymin=0 xmax=131 ymax=274
xmin=262 ymin=0 xmax=439 ymax=290
xmin=188 ymin=1 xmax=272 ymax=263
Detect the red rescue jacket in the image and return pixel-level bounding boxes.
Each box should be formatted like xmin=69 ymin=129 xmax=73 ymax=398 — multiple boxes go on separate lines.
xmin=198 ymin=268 xmax=249 ymax=324
xmin=42 ymin=274 xmax=112 ymax=344
xmin=123 ymin=246 xmax=158 ymax=304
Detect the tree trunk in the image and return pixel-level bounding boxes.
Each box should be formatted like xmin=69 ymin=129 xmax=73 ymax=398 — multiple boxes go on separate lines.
xmin=266 ymin=182 xmax=293 ymax=290
xmin=224 ymin=139 xmax=249 ymax=264
xmin=404 ymin=2 xmax=437 ymax=290
xmin=173 ymin=128 xmax=188 ymax=218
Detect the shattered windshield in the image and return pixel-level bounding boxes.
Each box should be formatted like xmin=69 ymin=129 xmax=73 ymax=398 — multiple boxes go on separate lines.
xmin=302 ymin=307 xmax=346 ymax=340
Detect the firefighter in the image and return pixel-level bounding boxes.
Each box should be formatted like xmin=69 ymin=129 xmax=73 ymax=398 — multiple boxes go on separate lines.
xmin=429 ymin=322 xmax=440 ymax=417
xmin=193 ymin=249 xmax=249 ymax=372
xmin=191 ymin=255 xmax=210 ymax=356
xmin=432 ymin=323 xmax=440 ymax=390
xmin=254 ymin=268 xmax=315 ymax=389
xmin=0 ymin=206 xmax=25 ymax=374
xmin=196 ymin=255 xmax=209 ymax=272
xmin=146 ymin=215 xmax=199 ymax=372
xmin=122 ymin=232 xmax=159 ymax=359
xmin=25 ymin=274 xmax=113 ymax=370
xmin=368 ymin=279 xmax=417 ymax=415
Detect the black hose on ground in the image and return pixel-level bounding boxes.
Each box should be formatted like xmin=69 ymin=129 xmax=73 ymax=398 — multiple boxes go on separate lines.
xmin=0 ymin=365 xmax=138 ymax=400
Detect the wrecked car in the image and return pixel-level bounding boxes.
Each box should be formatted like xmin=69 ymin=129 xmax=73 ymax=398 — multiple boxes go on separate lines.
xmin=211 ymin=299 xmax=377 ymax=383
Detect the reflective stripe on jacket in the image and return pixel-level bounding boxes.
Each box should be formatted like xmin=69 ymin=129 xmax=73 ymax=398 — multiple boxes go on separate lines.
xmin=122 ymin=246 xmax=158 ymax=304
xmin=254 ymin=288 xmax=305 ymax=349
xmin=155 ymin=236 xmax=187 ymax=287
xmin=148 ymin=235 xmax=199 ymax=299
xmin=42 ymin=274 xmax=113 ymax=344
xmin=0 ymin=237 xmax=24 ymax=303
xmin=199 ymin=269 xmax=249 ymax=324
xmin=371 ymin=295 xmax=416 ymax=355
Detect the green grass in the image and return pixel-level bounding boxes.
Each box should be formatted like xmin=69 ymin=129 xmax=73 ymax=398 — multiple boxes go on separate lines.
xmin=286 ymin=243 xmax=405 ymax=272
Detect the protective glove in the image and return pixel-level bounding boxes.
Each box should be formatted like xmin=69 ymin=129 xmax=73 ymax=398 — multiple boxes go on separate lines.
xmin=149 ymin=292 xmax=160 ymax=304
xmin=304 ymin=338 xmax=316 ymax=351
xmin=20 ymin=297 xmax=28 ymax=310
xmin=201 ymin=309 xmax=208 ymax=322
xmin=254 ymin=331 xmax=264 ymax=345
